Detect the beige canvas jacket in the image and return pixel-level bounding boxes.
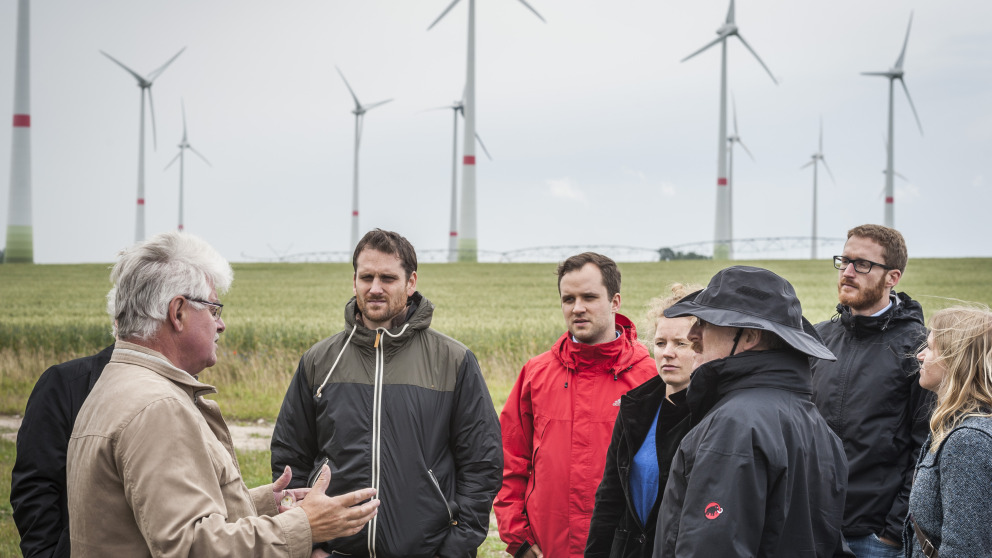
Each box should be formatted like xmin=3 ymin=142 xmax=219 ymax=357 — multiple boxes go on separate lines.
xmin=67 ymin=341 xmax=312 ymax=557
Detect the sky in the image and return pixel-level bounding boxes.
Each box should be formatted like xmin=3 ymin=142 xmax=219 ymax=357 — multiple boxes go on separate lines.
xmin=1 ymin=0 xmax=990 ymax=264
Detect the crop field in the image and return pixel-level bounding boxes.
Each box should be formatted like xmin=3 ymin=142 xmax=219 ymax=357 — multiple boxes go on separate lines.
xmin=2 ymin=258 xmax=991 ymax=555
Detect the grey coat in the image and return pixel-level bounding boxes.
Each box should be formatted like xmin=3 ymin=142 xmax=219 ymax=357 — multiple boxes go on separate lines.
xmin=904 ymin=415 xmax=992 ymax=557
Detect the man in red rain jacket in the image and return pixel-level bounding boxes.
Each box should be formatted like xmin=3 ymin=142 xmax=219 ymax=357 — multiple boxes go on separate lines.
xmin=495 ymin=253 xmax=656 ymax=558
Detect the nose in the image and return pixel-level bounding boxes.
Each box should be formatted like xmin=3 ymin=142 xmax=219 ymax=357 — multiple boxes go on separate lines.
xmin=216 ymin=316 xmax=226 ymax=333
xmin=572 ymin=299 xmax=586 ymax=314
xmin=661 ymin=341 xmax=678 ymax=358
xmin=687 ymin=322 xmax=702 ymax=343
xmin=841 ymin=262 xmax=857 ymax=278
xmin=917 ymin=347 xmax=926 ymax=363
xmin=369 ymin=277 xmax=385 ymax=294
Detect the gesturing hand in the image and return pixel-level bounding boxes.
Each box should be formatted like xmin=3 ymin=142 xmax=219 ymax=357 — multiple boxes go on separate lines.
xmin=272 ymin=465 xmax=311 ymax=513
xmin=299 ymin=464 xmax=380 ymax=542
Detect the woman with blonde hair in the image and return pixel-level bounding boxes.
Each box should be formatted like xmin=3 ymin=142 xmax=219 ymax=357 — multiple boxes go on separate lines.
xmin=907 ymin=306 xmax=992 ymax=557
xmin=586 ymin=283 xmax=702 ymax=558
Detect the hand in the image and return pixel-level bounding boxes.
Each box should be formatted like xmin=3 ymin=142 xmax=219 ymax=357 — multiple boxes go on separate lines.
xmin=299 ymin=464 xmax=379 ymax=542
xmin=272 ymin=465 xmax=312 ymax=513
xmin=310 ymin=549 xmax=331 ymax=558
xmin=522 ymin=544 xmax=544 ymax=558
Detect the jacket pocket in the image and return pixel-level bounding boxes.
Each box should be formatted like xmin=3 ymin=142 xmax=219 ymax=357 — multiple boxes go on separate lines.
xmin=427 ymin=468 xmax=458 ymax=526
xmin=308 ymin=456 xmax=330 ymax=488
xmin=609 ymin=528 xmax=630 ymax=558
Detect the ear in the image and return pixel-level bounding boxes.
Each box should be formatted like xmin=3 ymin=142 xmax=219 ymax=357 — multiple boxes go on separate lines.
xmin=406 ymin=270 xmax=418 ymax=297
xmin=168 ymin=296 xmax=186 ymax=333
xmin=353 ymin=273 xmax=358 ymax=296
xmin=741 ymin=329 xmax=764 ymax=352
xmin=885 ymin=268 xmax=902 ymax=289
xmin=610 ymin=292 xmax=621 ymax=313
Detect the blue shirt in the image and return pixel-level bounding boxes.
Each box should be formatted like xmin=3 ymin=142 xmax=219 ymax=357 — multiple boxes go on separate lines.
xmin=630 ymin=404 xmax=662 ymax=525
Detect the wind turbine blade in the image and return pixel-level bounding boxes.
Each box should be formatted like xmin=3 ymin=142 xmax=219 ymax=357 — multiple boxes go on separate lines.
xmin=514 ymin=0 xmax=547 ymax=23
xmin=164 ymin=151 xmax=181 ymax=171
xmin=899 ymin=78 xmax=924 ymax=135
xmin=895 ymin=12 xmax=913 ymax=70
xmin=181 ymin=99 xmax=188 ymax=140
xmin=800 ymin=160 xmax=815 ymax=170
xmin=335 ymin=66 xmax=362 ymax=110
xmin=894 ymin=171 xmax=909 ymax=181
xmin=147 ymin=47 xmax=185 ymax=82
xmin=100 ymin=51 xmax=147 ymax=84
xmin=732 ymin=94 xmax=739 ymax=136
xmin=475 ymin=132 xmax=493 ymax=160
xmin=148 ymin=88 xmax=158 ymax=151
xmin=681 ymin=35 xmax=726 ymax=63
xmin=427 ymin=0 xmax=462 ymax=30
xmin=860 ymin=71 xmax=891 ymax=77
xmin=364 ymin=99 xmax=393 ymax=112
xmin=738 ymin=140 xmax=755 ymax=162
xmin=822 ymin=159 xmax=836 ymax=183
xmin=725 ymin=0 xmax=735 ymax=24
xmin=735 ymin=34 xmax=777 ymax=84
xmin=818 ymin=117 xmax=823 ymax=152
xmin=189 ymin=146 xmax=212 ymax=167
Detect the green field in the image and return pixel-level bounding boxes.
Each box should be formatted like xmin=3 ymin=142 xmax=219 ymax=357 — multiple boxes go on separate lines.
xmin=2 ymin=259 xmax=991 ymax=555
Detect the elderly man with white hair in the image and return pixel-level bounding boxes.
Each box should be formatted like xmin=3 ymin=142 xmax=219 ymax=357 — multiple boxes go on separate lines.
xmin=67 ymin=231 xmax=379 ymax=557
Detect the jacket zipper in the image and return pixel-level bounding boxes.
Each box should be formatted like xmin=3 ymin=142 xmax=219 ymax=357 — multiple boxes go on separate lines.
xmin=367 ymin=329 xmax=388 ymax=558
xmin=308 ymin=457 xmax=330 ymax=488
xmin=428 ymin=469 xmax=457 ymax=526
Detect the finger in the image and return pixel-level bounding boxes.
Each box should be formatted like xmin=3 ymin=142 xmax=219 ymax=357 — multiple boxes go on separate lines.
xmin=352 ymin=487 xmax=377 ymax=503
xmin=272 ymin=465 xmax=292 ymax=492
xmin=311 ymin=464 xmax=331 ymax=493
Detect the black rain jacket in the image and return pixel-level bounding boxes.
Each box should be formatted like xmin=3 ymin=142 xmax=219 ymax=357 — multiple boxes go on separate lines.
xmin=271 ymin=292 xmax=502 ymax=558
xmin=655 ymin=350 xmax=850 ymax=557
xmin=11 ymin=344 xmax=114 ymax=558
xmin=585 ymin=376 xmax=690 ymax=558
xmin=811 ymin=292 xmax=930 ymax=542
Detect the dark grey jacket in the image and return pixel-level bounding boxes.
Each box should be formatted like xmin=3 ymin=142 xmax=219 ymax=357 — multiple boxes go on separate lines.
xmin=271 ymin=292 xmax=502 ymax=558
xmin=811 ymin=292 xmax=931 ymax=542
xmin=903 ymin=415 xmax=992 ymax=557
xmin=655 ymin=350 xmax=849 ymax=557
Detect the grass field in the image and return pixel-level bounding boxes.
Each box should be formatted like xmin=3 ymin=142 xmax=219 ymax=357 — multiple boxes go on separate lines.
xmin=2 ymin=258 xmax=991 ymax=555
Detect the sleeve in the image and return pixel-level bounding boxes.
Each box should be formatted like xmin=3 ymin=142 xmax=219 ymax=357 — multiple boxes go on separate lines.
xmin=671 ymin=427 xmax=769 ymax=557
xmin=935 ymin=427 xmax=992 ymax=557
xmin=436 ymin=351 xmax=504 ymax=558
xmin=270 ymin=357 xmax=320 ymax=488
xmin=493 ymin=364 xmax=536 ymax=557
xmin=10 ymin=365 xmax=73 ymax=558
xmin=118 ymin=398 xmax=312 ymax=558
xmin=882 ymin=327 xmax=934 ymax=542
xmin=585 ymin=414 xmax=626 ymax=558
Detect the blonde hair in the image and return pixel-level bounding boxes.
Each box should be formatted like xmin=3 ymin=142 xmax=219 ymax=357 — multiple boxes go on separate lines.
xmin=641 ymin=283 xmax=703 ymax=351
xmin=927 ymin=306 xmax=992 ymax=451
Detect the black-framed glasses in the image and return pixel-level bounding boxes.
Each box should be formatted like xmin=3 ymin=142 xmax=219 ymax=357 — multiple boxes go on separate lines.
xmin=833 ymin=255 xmax=894 ymax=274
xmin=183 ymin=296 xmax=224 ymax=319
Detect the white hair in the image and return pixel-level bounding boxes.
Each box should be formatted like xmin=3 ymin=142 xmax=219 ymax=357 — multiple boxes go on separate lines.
xmin=107 ymin=231 xmax=233 ymax=341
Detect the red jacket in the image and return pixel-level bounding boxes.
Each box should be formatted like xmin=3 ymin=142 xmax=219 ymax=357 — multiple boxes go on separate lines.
xmin=495 ymin=314 xmax=656 ymax=558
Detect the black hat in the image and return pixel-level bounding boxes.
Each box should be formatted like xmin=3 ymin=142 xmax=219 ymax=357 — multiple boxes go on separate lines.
xmin=664 ymin=265 xmax=835 ymax=360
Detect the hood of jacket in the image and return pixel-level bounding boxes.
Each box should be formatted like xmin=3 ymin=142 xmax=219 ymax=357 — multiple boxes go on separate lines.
xmin=552 ymin=313 xmax=644 ymax=377
xmin=835 ymin=290 xmax=924 ymax=339
xmin=342 ymin=291 xmax=433 ymax=352
xmin=686 ymin=349 xmax=813 ymax=426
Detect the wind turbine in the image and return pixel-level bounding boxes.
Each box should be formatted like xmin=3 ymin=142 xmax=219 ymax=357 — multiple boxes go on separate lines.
xmin=101 ymin=47 xmax=185 ymax=242
xmin=431 ymin=98 xmax=492 ymax=263
xmin=681 ymin=0 xmax=776 ymax=260
xmin=164 ymin=101 xmax=211 ymax=232
xmin=862 ymin=12 xmax=923 ymax=228
xmin=428 ymin=0 xmax=545 ymax=262
xmin=800 ymin=119 xmax=834 ymax=260
xmin=5 ymin=0 xmax=32 ymax=263
xmin=336 ymin=66 xmax=392 ymax=253
xmin=726 ymin=96 xmax=754 ymax=249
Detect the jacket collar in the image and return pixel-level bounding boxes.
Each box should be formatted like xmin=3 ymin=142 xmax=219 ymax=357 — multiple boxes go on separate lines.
xmin=554 ymin=313 xmax=642 ymax=374
xmin=110 ymin=340 xmax=218 ymax=400
xmin=685 ymin=350 xmax=812 ymax=426
xmin=836 ymin=291 xmax=925 ymax=337
xmin=344 ymin=291 xmax=434 ymax=347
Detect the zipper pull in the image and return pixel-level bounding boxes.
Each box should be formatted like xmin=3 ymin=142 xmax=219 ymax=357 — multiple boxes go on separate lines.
xmin=374 ymin=331 xmax=381 ymax=348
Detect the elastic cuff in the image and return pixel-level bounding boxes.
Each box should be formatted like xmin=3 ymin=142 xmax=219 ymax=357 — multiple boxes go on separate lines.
xmin=513 ymin=541 xmax=532 ymax=558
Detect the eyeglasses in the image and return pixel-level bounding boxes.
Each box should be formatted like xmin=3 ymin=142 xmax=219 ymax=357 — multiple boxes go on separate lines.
xmin=833 ymin=255 xmax=894 ymax=274
xmin=183 ymin=296 xmax=224 ymax=320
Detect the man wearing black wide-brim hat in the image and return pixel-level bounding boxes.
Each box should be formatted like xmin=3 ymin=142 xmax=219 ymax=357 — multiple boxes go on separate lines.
xmin=652 ymin=266 xmax=851 ymax=557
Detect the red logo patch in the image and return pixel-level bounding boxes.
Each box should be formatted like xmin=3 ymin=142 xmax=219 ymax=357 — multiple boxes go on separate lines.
xmin=704 ymin=502 xmax=723 ymax=520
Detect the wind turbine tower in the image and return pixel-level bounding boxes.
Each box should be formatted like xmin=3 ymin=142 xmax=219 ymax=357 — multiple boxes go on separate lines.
xmin=336 ymin=67 xmax=392 ymax=253
xmin=428 ymin=0 xmax=545 ymax=262
xmin=726 ymin=96 xmax=754 ymax=249
xmin=862 ymin=12 xmax=923 ymax=228
xmin=682 ymin=0 xmax=776 ymax=260
xmin=165 ymin=101 xmax=211 ymax=232
xmin=800 ymin=119 xmax=834 ymax=260
xmin=101 ymin=47 xmax=185 ymax=242
xmin=4 ymin=0 xmax=32 ymax=263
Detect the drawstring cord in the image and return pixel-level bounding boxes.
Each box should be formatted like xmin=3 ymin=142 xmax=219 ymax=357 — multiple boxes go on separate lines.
xmin=316 ymin=324 xmax=358 ymax=398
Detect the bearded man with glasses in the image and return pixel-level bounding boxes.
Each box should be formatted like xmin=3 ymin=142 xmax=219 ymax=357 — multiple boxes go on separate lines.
xmin=811 ymin=224 xmax=931 ymax=558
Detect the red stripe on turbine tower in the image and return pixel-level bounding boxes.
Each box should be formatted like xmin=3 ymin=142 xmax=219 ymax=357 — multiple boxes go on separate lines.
xmin=352 ymin=210 xmax=359 ymax=216
xmin=717 ymin=178 xmax=728 ymax=186
xmin=449 ymin=231 xmax=458 ymax=237
xmin=137 ymin=198 xmax=145 ymax=205
xmin=463 ymin=155 xmax=476 ymax=165
xmin=12 ymin=114 xmax=30 ymax=127
xmin=885 ymin=197 xmax=894 ymax=203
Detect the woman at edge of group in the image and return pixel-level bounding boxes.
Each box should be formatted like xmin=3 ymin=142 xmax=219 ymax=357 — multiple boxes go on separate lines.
xmin=905 ymin=306 xmax=992 ymax=557
xmin=585 ymin=283 xmax=702 ymax=558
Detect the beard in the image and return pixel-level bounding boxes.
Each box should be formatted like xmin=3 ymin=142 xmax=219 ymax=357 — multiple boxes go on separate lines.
xmin=838 ymin=274 xmax=889 ymax=312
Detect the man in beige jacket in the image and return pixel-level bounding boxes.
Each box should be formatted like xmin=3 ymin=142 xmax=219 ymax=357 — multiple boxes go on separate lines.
xmin=67 ymin=231 xmax=379 ymax=557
